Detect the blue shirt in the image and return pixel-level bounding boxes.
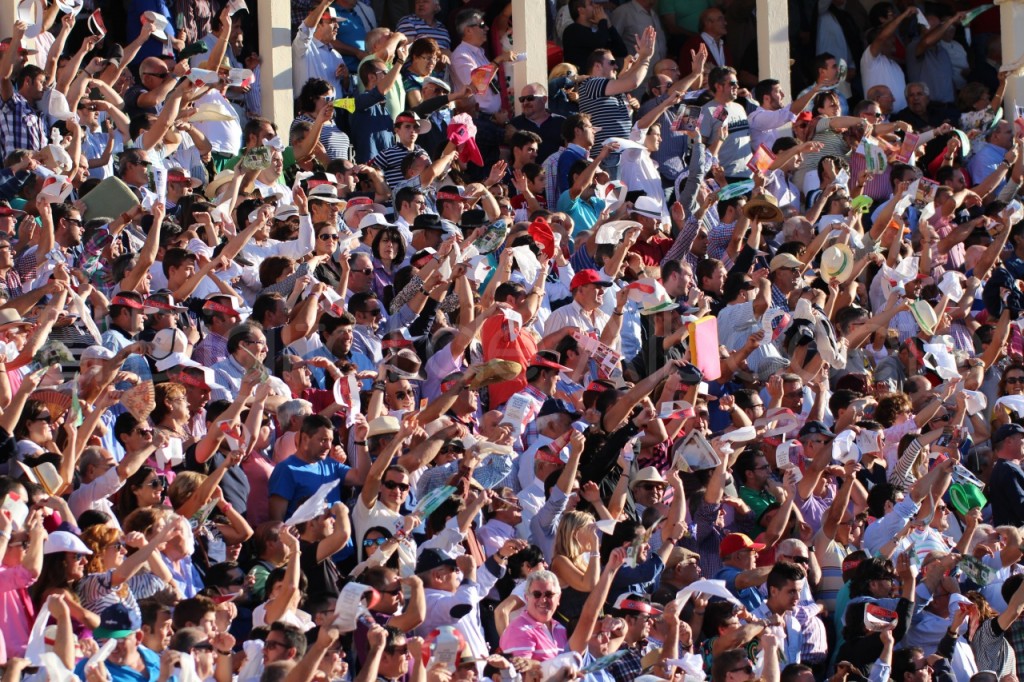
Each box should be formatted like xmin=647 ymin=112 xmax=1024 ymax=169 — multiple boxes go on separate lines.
xmin=556 ymin=191 xmax=605 ymax=238
xmin=268 ymin=454 xmax=352 ymax=517
xmin=334 ymin=4 xmax=373 ymax=71
xmin=714 ymin=564 xmax=764 ymax=612
xmin=351 ymin=89 xmax=394 ymax=163
xmin=74 ymin=643 xmax=162 ymax=682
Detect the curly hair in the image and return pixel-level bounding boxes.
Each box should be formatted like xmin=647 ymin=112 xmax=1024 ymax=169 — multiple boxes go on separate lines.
xmin=873 ymin=392 xmax=912 ymax=428
xmin=80 ymin=524 xmax=121 ymax=575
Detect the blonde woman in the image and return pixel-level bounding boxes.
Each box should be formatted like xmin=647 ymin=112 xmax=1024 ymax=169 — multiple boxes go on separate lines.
xmin=550 ymin=510 xmax=599 ymax=630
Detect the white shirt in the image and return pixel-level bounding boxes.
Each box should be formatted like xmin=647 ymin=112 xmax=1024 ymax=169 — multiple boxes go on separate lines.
xmin=192 ymin=90 xmax=242 ymax=156
xmin=860 ymin=48 xmax=908 ymax=113
xmin=748 ymin=106 xmax=797 ymax=154
xmin=292 ymin=23 xmax=347 ymax=98
xmin=451 ymin=42 xmax=501 ymax=114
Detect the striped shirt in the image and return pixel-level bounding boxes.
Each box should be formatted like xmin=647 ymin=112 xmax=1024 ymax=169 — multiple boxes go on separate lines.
xmin=294 ymin=113 xmax=352 ymax=162
xmin=394 ymin=14 xmax=451 ymax=51
xmin=369 ymin=143 xmax=427 ymax=188
xmin=77 ymin=569 xmax=142 ymax=630
xmin=576 ymin=77 xmax=630 ymax=157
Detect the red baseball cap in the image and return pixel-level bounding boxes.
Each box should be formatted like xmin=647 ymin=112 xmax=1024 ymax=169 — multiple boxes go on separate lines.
xmin=719 ymin=533 xmax=765 ymax=557
xmin=570 ymin=269 xmax=612 ymax=291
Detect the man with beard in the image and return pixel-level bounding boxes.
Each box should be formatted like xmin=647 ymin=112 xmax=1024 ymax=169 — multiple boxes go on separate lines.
xmin=268 ymin=414 xmax=370 ymax=520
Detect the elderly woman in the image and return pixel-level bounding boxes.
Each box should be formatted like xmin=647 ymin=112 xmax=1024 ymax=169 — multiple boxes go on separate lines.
xmin=77 ymin=519 xmax=179 ymax=629
xmin=403 ymin=38 xmax=442 ymax=108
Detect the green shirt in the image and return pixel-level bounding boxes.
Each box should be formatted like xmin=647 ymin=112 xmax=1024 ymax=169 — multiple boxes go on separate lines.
xmin=357 ymin=55 xmax=406 ymax=121
xmin=737 ymin=485 xmax=777 ymax=530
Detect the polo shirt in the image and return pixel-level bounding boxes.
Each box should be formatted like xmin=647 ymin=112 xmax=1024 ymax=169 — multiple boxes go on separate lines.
xmin=369 ymin=142 xmax=427 ymax=187
xmin=394 ymin=14 xmax=451 ymax=50
xmin=714 ymin=564 xmax=764 ymax=612
xmin=268 ymin=454 xmax=353 ymax=518
xmin=74 ymin=645 xmax=161 ymax=682
xmin=555 ymin=190 xmax=605 ymax=238
xmin=336 ymin=3 xmax=376 ymax=71
xmin=510 ymin=112 xmax=566 ymax=163
xmin=499 ymin=611 xmax=569 ymax=662
xmin=352 ymin=88 xmax=395 ymax=163
xmin=737 ymin=484 xmax=776 ymax=531
xmin=576 ymin=77 xmax=631 ymax=153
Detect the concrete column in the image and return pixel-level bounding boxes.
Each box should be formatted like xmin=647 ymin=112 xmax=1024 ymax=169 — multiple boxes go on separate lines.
xmin=258 ymin=0 xmax=294 ymax=134
xmin=998 ymin=0 xmax=1024 ymax=119
xmin=756 ymin=0 xmax=790 ymax=96
xmin=510 ymin=0 xmax=549 ymax=115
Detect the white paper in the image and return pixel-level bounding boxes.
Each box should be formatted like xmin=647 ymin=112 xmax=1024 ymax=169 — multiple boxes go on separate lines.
xmin=996 ymin=394 xmax=1024 ymax=417
xmin=594 ymin=219 xmax=640 ymax=245
xmin=499 ymin=393 xmax=533 ymax=437
xmin=856 ymin=429 xmax=881 ymax=455
xmin=501 ymin=307 xmax=522 ymax=342
xmin=832 ymin=429 xmax=859 ymax=464
xmin=659 ymin=400 xmax=692 ymax=419
xmin=285 ymin=480 xmax=339 ymax=526
xmin=675 ymin=579 xmax=744 ymax=612
xmin=510 ymin=245 xmax=540 ymax=285
xmin=226 ymin=0 xmax=246 ymax=15
xmin=720 ymin=426 xmax=757 ymax=443
xmin=938 ymin=271 xmax=965 ymax=302
xmin=154 ymin=436 xmax=183 ymax=470
xmin=152 ymin=166 xmax=167 ymax=206
xmin=333 ymin=582 xmax=375 ymax=632
xmin=87 ymin=638 xmax=118 ymax=669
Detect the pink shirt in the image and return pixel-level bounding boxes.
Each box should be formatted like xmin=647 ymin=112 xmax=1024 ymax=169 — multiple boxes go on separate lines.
xmin=242 ymin=453 xmax=274 ymax=527
xmin=0 ymin=564 xmax=37 ymax=663
xmin=498 ymin=611 xmax=568 ymax=662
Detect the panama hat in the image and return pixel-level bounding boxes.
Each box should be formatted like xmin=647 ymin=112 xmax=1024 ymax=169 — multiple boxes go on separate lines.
xmin=821 ymin=243 xmax=854 ymax=284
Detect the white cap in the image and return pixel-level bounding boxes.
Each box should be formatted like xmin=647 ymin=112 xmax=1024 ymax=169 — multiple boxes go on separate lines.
xmin=44 ymin=530 xmax=92 ymax=555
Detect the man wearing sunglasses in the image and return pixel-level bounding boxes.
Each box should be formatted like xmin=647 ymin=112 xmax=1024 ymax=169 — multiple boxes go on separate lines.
xmin=511 ymin=84 xmax=565 ymax=162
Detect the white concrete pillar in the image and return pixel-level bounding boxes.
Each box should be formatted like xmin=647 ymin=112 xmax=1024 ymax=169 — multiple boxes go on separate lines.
xmin=999 ymin=0 xmax=1024 ymax=119
xmin=756 ymin=0 xmax=790 ymax=96
xmin=510 ymin=0 xmax=549 ymax=115
xmin=258 ymin=0 xmax=294 ymax=134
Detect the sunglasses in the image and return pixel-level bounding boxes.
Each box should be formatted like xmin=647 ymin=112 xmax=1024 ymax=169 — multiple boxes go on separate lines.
xmin=362 ymin=308 xmax=383 ymax=316
xmin=353 ymin=267 xmax=373 ymax=275
xmin=110 ymin=541 xmax=127 ymax=551
xmin=1007 ymin=377 xmax=1024 ymax=384
xmin=385 ymin=645 xmax=409 ymax=656
xmin=519 ymin=95 xmax=539 ymax=103
xmin=145 ymin=478 xmax=166 ymax=489
xmin=639 ymin=483 xmax=666 ymax=491
xmin=382 ymin=480 xmax=410 ymax=492
xmin=393 ymin=390 xmax=412 ymax=400
xmin=362 ymin=537 xmax=390 ymax=548
xmin=786 ymin=556 xmax=810 ymax=565
xmin=379 ymin=584 xmax=402 ymax=595
xmin=318 ymin=233 xmax=340 ymax=241
xmin=530 ymin=590 xmax=558 ymax=600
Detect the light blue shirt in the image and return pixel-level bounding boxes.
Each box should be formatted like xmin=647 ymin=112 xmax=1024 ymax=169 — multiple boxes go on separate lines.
xmin=292 ymin=23 xmax=347 ymax=98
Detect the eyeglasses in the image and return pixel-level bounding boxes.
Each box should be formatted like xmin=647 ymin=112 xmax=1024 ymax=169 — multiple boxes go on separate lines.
xmin=382 ymin=480 xmax=410 ymax=492
xmin=265 ymin=640 xmax=289 ymax=651
xmin=362 ymin=537 xmax=390 ymax=548
xmin=530 ymin=590 xmax=558 ymax=600
xmin=318 ymin=233 xmax=340 ymax=241
xmin=519 ymin=95 xmax=539 ymax=103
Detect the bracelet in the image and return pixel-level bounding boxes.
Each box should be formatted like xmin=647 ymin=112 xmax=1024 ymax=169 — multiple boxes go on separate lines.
xmin=589 ymin=551 xmax=601 ymax=558
xmin=613 ymin=310 xmax=623 ymax=316
xmin=216 ymin=649 xmax=233 ymax=656
xmin=354 ymin=440 xmax=367 ymax=446
xmin=372 ymin=381 xmax=385 ymax=392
